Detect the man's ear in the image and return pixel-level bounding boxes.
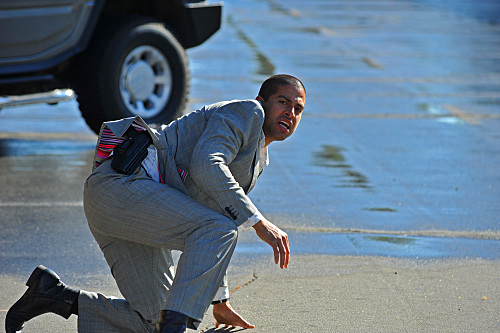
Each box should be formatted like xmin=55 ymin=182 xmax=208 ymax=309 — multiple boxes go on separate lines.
xmin=256 ymin=95 xmax=265 ymax=103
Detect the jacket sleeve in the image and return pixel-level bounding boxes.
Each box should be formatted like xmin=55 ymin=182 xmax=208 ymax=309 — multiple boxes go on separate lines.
xmin=189 ymin=100 xmax=264 ymax=226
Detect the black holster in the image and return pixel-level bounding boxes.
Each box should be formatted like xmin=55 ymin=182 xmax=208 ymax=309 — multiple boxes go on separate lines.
xmin=111 ymin=127 xmax=152 ymax=175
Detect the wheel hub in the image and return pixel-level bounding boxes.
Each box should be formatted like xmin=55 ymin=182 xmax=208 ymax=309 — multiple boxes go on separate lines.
xmin=119 ymin=45 xmax=172 ymax=118
xmin=125 ymin=61 xmax=155 ymax=101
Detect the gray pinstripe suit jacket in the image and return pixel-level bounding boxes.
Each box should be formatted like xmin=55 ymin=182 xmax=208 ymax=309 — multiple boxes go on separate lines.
xmin=93 ymin=99 xmax=266 ymax=226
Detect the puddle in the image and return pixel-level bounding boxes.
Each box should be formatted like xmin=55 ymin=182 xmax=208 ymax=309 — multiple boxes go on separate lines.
xmin=363 ymin=207 xmax=397 ymax=212
xmin=362 ymin=57 xmax=384 ymax=69
xmin=235 ymin=230 xmax=500 ymax=259
xmin=299 ymin=27 xmax=336 ymax=37
xmin=314 ymin=145 xmax=346 ymax=164
xmin=417 ymin=103 xmax=465 ymax=124
xmin=437 ymin=117 xmax=465 ymax=125
xmin=417 ymin=103 xmax=447 ymax=115
xmin=0 ymin=139 xmax=94 ymax=172
xmin=339 ymin=170 xmax=370 ymax=188
xmin=313 ymin=144 xmax=371 ymax=189
xmin=0 ymin=139 xmax=94 ymax=157
xmin=265 ymin=0 xmax=301 ymax=17
xmin=364 ymin=235 xmax=416 ymax=246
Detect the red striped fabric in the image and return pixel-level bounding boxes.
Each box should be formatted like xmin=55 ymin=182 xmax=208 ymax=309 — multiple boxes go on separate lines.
xmin=94 ymin=121 xmax=147 ymax=169
xmin=94 ymin=120 xmax=188 ymax=183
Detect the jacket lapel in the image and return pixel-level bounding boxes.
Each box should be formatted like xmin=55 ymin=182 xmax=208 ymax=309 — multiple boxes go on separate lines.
xmin=245 ymin=130 xmax=265 ymax=194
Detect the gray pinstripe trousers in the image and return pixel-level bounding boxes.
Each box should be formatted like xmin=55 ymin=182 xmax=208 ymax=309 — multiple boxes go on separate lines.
xmin=80 ymin=160 xmax=238 ymax=332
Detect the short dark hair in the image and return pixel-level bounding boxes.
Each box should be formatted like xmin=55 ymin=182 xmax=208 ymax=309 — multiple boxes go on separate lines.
xmin=258 ymin=74 xmax=306 ymax=101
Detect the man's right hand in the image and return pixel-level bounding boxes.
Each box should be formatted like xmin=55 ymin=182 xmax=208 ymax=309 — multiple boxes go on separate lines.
xmin=252 ymin=219 xmax=290 ymax=269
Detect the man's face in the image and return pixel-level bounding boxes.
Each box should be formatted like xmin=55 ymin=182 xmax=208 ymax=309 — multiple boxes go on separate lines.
xmin=258 ymin=85 xmax=306 ymax=146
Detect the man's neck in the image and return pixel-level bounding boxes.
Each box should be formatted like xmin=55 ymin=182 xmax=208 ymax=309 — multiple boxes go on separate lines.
xmin=264 ymin=137 xmax=272 ymax=147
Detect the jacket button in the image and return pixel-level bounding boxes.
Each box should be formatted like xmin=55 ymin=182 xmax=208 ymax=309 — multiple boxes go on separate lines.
xmin=225 ymin=207 xmax=237 ymax=220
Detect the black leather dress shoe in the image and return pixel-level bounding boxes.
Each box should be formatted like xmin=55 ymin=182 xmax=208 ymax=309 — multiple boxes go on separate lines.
xmin=154 ymin=310 xmax=188 ymax=333
xmin=5 ymin=265 xmax=79 ymax=333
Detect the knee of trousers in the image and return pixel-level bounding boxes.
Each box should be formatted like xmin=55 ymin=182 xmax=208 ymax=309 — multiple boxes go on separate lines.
xmin=214 ymin=217 xmax=238 ymax=243
xmin=194 ymin=217 xmax=238 ymax=249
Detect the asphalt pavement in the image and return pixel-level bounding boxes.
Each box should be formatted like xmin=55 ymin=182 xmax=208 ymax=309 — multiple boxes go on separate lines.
xmin=1 ymin=0 xmax=499 ymax=332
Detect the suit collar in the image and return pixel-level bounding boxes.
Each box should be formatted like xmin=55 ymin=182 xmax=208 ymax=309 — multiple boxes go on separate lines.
xmin=246 ymin=129 xmax=266 ymax=194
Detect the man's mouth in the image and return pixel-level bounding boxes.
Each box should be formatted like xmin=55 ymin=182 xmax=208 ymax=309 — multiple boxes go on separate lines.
xmin=278 ymin=120 xmax=291 ymax=130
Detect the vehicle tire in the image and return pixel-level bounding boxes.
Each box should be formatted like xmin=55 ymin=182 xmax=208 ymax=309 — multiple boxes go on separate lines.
xmin=73 ymin=16 xmax=189 ymax=134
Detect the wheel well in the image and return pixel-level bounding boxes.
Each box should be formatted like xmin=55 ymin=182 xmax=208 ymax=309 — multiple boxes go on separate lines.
xmin=90 ymin=0 xmax=220 ymax=50
xmin=99 ymin=0 xmax=185 ymax=39
xmin=101 ymin=0 xmax=184 ymax=17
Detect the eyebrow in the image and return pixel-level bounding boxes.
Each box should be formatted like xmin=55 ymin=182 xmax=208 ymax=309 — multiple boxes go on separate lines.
xmin=278 ymin=95 xmax=305 ymax=109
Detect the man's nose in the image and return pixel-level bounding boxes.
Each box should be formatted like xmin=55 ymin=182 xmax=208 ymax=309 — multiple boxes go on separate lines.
xmin=284 ymin=107 xmax=296 ymax=117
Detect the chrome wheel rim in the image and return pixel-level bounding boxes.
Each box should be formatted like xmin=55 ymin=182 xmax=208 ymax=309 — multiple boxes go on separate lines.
xmin=120 ymin=45 xmax=172 ymax=118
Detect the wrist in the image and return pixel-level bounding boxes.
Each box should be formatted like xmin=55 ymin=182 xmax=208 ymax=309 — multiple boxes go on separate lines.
xmin=252 ymin=220 xmax=263 ymax=230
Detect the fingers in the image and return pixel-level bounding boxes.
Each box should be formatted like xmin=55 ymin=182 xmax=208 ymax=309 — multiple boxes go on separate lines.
xmin=273 ymin=244 xmax=280 ymax=265
xmin=283 ymin=232 xmax=290 ymax=268
xmin=275 ymin=231 xmax=290 ymax=269
xmin=254 ymin=220 xmax=291 ymax=269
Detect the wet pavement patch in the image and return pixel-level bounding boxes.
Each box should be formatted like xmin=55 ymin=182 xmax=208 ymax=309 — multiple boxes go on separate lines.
xmin=313 ymin=145 xmax=347 ymax=165
xmin=0 ymin=139 xmax=95 ymax=157
xmin=265 ymin=0 xmax=301 ymax=17
xmin=313 ymin=144 xmax=371 ymax=189
xmin=417 ymin=103 xmax=467 ymax=125
xmin=226 ymin=15 xmax=275 ymax=76
xmin=364 ymin=235 xmax=416 ymax=246
xmin=299 ymin=27 xmax=336 ymax=36
xmin=235 ymin=229 xmax=500 ymax=260
xmin=363 ymin=207 xmax=397 ymax=212
xmin=362 ymin=57 xmax=384 ymax=69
